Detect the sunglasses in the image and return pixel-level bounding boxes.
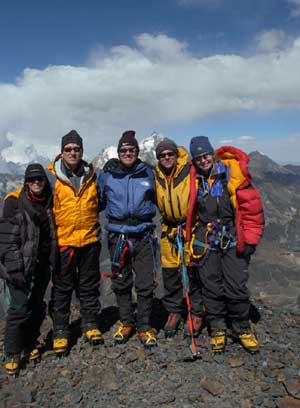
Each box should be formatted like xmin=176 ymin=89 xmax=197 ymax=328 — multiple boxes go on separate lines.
xmin=26 ymin=176 xmax=46 ymax=183
xmin=159 ymin=152 xmax=176 ymax=159
xmin=119 ymin=147 xmax=138 ymax=154
xmin=63 ymin=146 xmax=81 ymax=153
xmin=195 ymin=153 xmax=213 ymax=162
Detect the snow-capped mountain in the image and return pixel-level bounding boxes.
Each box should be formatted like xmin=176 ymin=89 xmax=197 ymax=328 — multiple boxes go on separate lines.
xmin=92 ymin=132 xmax=164 ymax=169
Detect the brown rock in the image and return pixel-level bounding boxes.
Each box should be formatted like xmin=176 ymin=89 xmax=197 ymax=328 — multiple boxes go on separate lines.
xmin=241 ymin=400 xmax=252 ymax=408
xmin=200 ymin=377 xmax=225 ymax=396
xmin=284 ymin=378 xmax=300 ymax=399
xmin=61 ymin=369 xmax=70 ymax=377
xmin=276 ymin=396 xmax=300 ymax=407
xmin=227 ymin=355 xmax=245 ymax=368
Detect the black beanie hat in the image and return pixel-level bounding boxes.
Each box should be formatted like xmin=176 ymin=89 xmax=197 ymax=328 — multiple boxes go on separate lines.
xmin=117 ymin=130 xmax=139 ymax=152
xmin=25 ymin=163 xmax=47 ymax=181
xmin=61 ymin=130 xmax=83 ymax=151
xmin=155 ymin=138 xmax=178 ymax=159
xmin=190 ymin=136 xmax=214 ymax=159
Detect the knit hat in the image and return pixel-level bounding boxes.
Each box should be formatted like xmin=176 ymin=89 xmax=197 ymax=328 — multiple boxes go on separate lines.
xmin=117 ymin=130 xmax=139 ymax=152
xmin=61 ymin=130 xmax=83 ymax=151
xmin=155 ymin=138 xmax=178 ymax=159
xmin=25 ymin=163 xmax=47 ymax=181
xmin=190 ymin=136 xmax=214 ymax=159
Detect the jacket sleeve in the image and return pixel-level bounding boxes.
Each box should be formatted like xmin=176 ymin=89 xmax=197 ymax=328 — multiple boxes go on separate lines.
xmin=236 ymin=184 xmax=264 ymax=247
xmin=0 ymin=217 xmax=24 ymax=278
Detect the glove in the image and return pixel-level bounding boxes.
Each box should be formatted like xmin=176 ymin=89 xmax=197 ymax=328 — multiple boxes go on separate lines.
xmin=243 ymin=244 xmax=256 ymax=258
xmin=103 ymin=158 xmax=120 ymax=172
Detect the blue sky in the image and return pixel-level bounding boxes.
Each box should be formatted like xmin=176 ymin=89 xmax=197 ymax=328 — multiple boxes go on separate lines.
xmin=0 ymin=0 xmax=300 ymax=163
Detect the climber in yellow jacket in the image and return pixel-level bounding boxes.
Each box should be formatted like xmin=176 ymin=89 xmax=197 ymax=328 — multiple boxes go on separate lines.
xmin=46 ymin=130 xmax=102 ymax=356
xmin=155 ymin=138 xmax=204 ymax=338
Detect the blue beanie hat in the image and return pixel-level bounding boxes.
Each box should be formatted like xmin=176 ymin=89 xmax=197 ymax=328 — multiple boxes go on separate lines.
xmin=190 ymin=136 xmax=214 ymax=159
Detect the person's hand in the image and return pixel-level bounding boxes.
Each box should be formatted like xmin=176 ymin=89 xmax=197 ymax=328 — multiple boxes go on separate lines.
xmin=243 ymin=244 xmax=256 ymax=258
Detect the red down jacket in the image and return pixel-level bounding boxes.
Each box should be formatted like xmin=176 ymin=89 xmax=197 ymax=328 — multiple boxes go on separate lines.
xmin=186 ymin=146 xmax=264 ymax=253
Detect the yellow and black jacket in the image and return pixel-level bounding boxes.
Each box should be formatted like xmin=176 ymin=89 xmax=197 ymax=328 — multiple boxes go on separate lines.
xmin=47 ymin=156 xmax=99 ymax=248
xmin=155 ymin=147 xmax=191 ymax=267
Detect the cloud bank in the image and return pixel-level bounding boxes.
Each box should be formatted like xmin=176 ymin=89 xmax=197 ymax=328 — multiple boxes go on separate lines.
xmin=1 ymin=32 xmax=300 ymax=162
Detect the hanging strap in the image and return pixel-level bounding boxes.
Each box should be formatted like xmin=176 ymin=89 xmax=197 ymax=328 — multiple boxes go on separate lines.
xmin=101 ymin=234 xmax=130 ymax=278
xmin=54 ymin=246 xmax=75 ymax=279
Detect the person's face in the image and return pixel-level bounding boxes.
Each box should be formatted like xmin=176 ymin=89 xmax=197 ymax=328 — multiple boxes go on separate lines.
xmin=62 ymin=143 xmax=83 ymax=169
xmin=158 ymin=150 xmax=177 ymax=171
xmin=194 ymin=153 xmax=214 ymax=172
xmin=27 ymin=177 xmax=46 ymax=196
xmin=119 ymin=145 xmax=138 ymax=168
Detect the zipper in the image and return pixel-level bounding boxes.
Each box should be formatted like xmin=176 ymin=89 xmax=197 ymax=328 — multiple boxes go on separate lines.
xmin=168 ymin=183 xmax=175 ymax=219
xmin=176 ymin=195 xmax=182 ymax=217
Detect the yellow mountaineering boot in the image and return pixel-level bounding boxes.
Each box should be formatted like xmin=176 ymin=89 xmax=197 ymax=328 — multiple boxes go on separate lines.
xmin=53 ymin=330 xmax=68 ymax=356
xmin=237 ymin=332 xmax=260 ymax=353
xmin=27 ymin=347 xmax=41 ymax=363
xmin=85 ymin=328 xmax=104 ymax=346
xmin=210 ymin=331 xmax=226 ymax=353
xmin=113 ymin=323 xmax=135 ymax=344
xmin=138 ymin=329 xmax=157 ymax=348
xmin=5 ymin=354 xmax=20 ymax=376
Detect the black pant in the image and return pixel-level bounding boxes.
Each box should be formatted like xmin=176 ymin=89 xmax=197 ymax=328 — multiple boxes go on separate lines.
xmin=162 ymin=266 xmax=204 ymax=317
xmin=109 ymin=233 xmax=155 ymax=333
xmin=4 ymin=263 xmax=50 ymax=356
xmin=51 ymin=242 xmax=101 ymax=334
xmin=197 ymin=248 xmax=250 ymax=333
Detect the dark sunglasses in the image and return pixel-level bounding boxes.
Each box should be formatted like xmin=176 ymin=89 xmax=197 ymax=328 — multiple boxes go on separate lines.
xmin=195 ymin=153 xmax=212 ymax=162
xmin=159 ymin=152 xmax=176 ymax=159
xmin=63 ymin=146 xmax=81 ymax=153
xmin=119 ymin=147 xmax=137 ymax=154
xmin=26 ymin=176 xmax=46 ymax=183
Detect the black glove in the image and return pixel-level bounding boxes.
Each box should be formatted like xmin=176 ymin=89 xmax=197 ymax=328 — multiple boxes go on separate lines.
xmin=243 ymin=244 xmax=256 ymax=258
xmin=8 ymin=272 xmax=26 ymax=289
xmin=103 ymin=158 xmax=120 ymax=172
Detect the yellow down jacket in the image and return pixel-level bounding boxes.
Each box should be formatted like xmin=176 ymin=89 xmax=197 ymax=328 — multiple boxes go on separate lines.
xmin=47 ymin=156 xmax=99 ymax=247
xmin=155 ymin=147 xmax=191 ymax=267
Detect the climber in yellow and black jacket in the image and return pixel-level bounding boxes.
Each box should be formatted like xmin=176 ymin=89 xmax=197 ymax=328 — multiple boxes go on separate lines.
xmin=46 ymin=130 xmax=102 ymax=355
xmin=155 ymin=138 xmax=204 ymax=338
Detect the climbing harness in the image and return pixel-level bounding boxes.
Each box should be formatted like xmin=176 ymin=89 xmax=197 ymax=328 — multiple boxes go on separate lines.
xmin=190 ymin=222 xmax=236 ymax=263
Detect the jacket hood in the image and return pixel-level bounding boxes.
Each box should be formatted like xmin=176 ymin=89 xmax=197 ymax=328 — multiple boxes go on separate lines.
xmin=215 ymin=146 xmax=251 ymax=183
xmin=48 ymin=155 xmax=94 ymax=184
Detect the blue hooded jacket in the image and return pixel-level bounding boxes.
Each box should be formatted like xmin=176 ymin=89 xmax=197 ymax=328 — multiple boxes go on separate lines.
xmin=98 ymin=158 xmax=156 ymax=234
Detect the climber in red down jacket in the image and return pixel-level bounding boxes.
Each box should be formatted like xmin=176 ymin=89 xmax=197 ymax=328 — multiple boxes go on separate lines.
xmin=186 ymin=136 xmax=264 ymax=354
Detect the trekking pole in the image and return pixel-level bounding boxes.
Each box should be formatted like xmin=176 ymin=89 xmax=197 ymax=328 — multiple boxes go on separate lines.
xmin=176 ymin=227 xmax=200 ymax=359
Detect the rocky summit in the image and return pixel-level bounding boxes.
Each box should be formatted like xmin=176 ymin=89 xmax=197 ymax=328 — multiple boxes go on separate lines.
xmin=0 ymin=295 xmax=300 ymax=408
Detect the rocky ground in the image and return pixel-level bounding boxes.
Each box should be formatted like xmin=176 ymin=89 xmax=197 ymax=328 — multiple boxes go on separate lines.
xmin=1 ymin=293 xmax=300 ymax=408
xmin=1 ymin=239 xmax=300 ymax=408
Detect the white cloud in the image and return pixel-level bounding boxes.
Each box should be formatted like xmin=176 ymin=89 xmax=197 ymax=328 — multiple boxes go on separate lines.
xmin=255 ymin=29 xmax=289 ymax=53
xmin=287 ymin=0 xmax=300 ymax=17
xmin=1 ymin=32 xmax=300 ymax=162
xmin=177 ymin=0 xmax=223 ymax=8
xmin=238 ymin=136 xmax=255 ymax=141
